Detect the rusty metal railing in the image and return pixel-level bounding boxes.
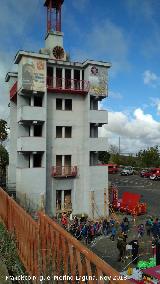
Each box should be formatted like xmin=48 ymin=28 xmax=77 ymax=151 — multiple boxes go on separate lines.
xmin=51 ymin=166 xmax=77 ymax=177
xmin=0 ymin=188 xmax=132 ymax=283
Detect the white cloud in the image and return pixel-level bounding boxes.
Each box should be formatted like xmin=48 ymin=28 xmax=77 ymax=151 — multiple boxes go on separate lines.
xmin=109 ymin=91 xmax=123 ymax=100
xmin=100 ymin=108 xmax=160 ymax=154
xmin=150 ymin=97 xmax=160 ymax=115
xmin=71 ymin=19 xmax=130 ymax=76
xmin=0 ymin=0 xmax=42 ymax=120
xmin=143 ymin=70 xmax=159 ymax=87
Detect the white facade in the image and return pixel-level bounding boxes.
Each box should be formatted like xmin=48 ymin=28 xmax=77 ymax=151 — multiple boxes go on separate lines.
xmin=6 ymin=31 xmax=111 ymax=218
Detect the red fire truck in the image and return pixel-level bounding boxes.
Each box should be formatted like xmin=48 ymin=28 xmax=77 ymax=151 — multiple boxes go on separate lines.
xmin=107 ymin=164 xmax=118 ymax=174
xmin=109 ymin=185 xmax=147 ymax=215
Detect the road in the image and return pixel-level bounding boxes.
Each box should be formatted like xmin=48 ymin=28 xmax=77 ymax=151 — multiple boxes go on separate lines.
xmin=109 ymin=173 xmax=160 ymax=216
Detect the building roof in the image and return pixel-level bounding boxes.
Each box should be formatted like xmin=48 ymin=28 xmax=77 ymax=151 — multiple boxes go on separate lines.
xmin=14 ymin=50 xmax=49 ymax=64
xmin=5 ymin=72 xmax=18 ymax=82
xmin=82 ymin=60 xmax=111 ymax=68
xmin=13 ymin=50 xmax=111 ymax=70
xmin=44 ymin=0 xmax=64 ymax=8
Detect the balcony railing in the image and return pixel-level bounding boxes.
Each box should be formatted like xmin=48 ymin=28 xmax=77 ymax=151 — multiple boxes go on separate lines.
xmin=51 ymin=166 xmax=77 ymax=178
xmin=10 ymin=81 xmax=17 ymax=101
xmin=47 ymin=77 xmax=90 ymax=94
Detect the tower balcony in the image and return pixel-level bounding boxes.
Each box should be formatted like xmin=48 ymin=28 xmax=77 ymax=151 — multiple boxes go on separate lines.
xmin=51 ymin=166 xmax=77 ymax=178
xmin=10 ymin=81 xmax=17 ymax=101
xmin=17 ymin=106 xmax=46 ymax=123
xmin=47 ymin=77 xmax=90 ymax=94
xmin=89 ymin=137 xmax=108 ymax=152
xmin=17 ymin=137 xmax=45 ymax=152
xmin=89 ymin=110 xmax=108 ymax=125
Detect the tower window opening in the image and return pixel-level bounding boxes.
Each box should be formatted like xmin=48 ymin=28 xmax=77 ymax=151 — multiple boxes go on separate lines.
xmin=56 ymin=98 xmax=62 ymax=110
xmin=65 ymin=127 xmax=72 ymax=138
xmin=47 ymin=67 xmax=53 ymax=77
xmin=74 ymin=70 xmax=80 ymax=90
xmin=90 ymin=123 xmax=98 ymax=138
xmin=65 ymin=69 xmax=71 ymax=89
xmin=34 ymin=125 xmax=43 ymax=137
xmin=56 ymin=190 xmax=62 ymax=211
xmin=34 ymin=96 xmax=43 ymax=107
xmin=82 ymin=70 xmax=84 ymax=81
xmin=56 ymin=126 xmax=63 ymax=138
xmin=64 ymin=155 xmax=71 ymax=175
xmin=90 ymin=151 xmax=99 ymax=166
xmin=90 ymin=96 xmax=98 ymax=110
xmin=56 ymin=155 xmax=62 ymax=175
xmin=65 ymin=99 xmax=72 ymax=110
xmin=64 ymin=190 xmax=72 ymax=210
xmin=56 ymin=68 xmax=62 ymax=88
xmin=33 ymin=153 xmax=42 ymax=168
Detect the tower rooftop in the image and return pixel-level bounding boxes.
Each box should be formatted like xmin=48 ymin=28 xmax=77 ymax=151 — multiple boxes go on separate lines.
xmin=44 ymin=0 xmax=64 ymax=8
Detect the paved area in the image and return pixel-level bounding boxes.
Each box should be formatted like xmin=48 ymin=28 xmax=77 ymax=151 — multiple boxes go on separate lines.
xmin=89 ymin=173 xmax=159 ymax=272
xmin=89 ymin=215 xmax=153 ymax=272
xmin=109 ymin=173 xmax=160 ymax=216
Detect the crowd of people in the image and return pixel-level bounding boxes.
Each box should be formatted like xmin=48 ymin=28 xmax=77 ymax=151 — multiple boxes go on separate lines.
xmin=59 ymin=213 xmax=160 ymax=264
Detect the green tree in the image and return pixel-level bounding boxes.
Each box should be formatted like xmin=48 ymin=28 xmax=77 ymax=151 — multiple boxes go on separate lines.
xmin=98 ymin=151 xmax=110 ymax=164
xmin=0 ymin=119 xmax=9 ymax=181
xmin=137 ymin=145 xmax=160 ymax=167
xmin=0 ymin=144 xmax=9 ymax=177
xmin=108 ymin=144 xmax=121 ymax=164
xmin=0 ymin=119 xmax=8 ymax=144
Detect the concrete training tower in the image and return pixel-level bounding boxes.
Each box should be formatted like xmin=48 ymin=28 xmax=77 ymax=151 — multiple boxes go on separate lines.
xmin=6 ymin=0 xmax=111 ymax=218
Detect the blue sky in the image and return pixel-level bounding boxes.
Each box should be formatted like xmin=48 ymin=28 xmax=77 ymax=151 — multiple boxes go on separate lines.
xmin=1 ymin=0 xmax=160 ymax=153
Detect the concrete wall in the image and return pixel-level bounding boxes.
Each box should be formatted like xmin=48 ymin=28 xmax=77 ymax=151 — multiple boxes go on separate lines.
xmin=16 ymin=168 xmax=46 ymax=210
xmin=89 ymin=166 xmax=109 ymax=217
xmin=45 ymin=61 xmax=109 ymax=217
xmin=17 ymin=106 xmax=46 ymax=122
xmin=15 ymin=54 xmax=47 ymax=211
xmin=8 ymin=100 xmax=17 ymax=186
xmin=46 ymin=92 xmax=88 ymax=215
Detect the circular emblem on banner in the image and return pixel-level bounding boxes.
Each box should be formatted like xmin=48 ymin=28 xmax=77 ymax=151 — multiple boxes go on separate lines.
xmin=91 ymin=66 xmax=98 ymax=75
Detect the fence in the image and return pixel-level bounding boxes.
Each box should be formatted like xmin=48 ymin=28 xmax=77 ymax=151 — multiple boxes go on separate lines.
xmin=0 ymin=188 xmax=132 ymax=284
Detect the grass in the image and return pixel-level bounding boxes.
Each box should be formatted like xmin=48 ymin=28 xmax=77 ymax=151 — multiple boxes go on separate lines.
xmin=0 ymin=223 xmax=27 ymax=283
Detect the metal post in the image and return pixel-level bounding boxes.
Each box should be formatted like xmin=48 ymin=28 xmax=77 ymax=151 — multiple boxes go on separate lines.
xmin=104 ymin=188 xmax=107 ymax=216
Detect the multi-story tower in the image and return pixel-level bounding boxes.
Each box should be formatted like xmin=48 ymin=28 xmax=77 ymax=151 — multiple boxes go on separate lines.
xmin=6 ymin=0 xmax=111 ymax=217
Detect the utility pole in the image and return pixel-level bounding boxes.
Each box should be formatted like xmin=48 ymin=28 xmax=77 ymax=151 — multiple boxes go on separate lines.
xmin=118 ymin=136 xmax=121 ymax=155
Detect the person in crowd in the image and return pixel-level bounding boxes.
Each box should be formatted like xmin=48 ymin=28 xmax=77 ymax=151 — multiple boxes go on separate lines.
xmin=145 ymin=218 xmax=153 ymax=237
xmin=152 ymin=219 xmax=160 ymax=238
xmin=117 ymin=232 xmax=126 ymax=262
xmin=110 ymin=224 xmax=116 ymax=241
xmin=123 ymin=217 xmax=129 ymax=232
xmin=61 ymin=213 xmax=68 ymax=229
xmin=129 ymin=239 xmax=139 ymax=264
xmin=120 ymin=221 xmax=125 ymax=233
xmin=137 ymin=224 xmax=145 ymax=238
xmin=102 ymin=219 xmax=108 ymax=235
xmin=122 ymin=231 xmax=128 ymax=243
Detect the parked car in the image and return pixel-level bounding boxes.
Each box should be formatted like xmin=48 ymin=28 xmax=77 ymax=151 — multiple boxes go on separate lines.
xmin=120 ymin=166 xmax=134 ymax=176
xmin=107 ymin=164 xmax=118 ymax=174
xmin=150 ymin=168 xmax=160 ymax=181
xmin=140 ymin=169 xmax=154 ymax=178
